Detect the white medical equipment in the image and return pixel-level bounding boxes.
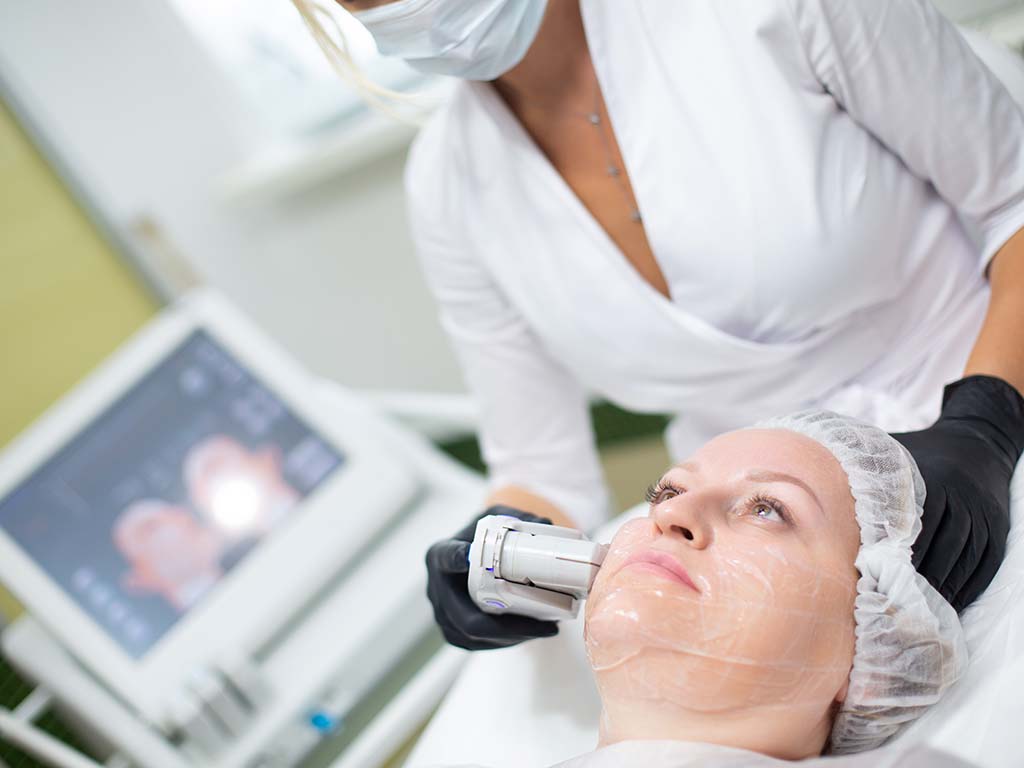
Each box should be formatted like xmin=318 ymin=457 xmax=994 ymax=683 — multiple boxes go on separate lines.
xmin=467 ymin=515 xmax=608 ymax=622
xmin=0 ymin=290 xmax=485 ymax=768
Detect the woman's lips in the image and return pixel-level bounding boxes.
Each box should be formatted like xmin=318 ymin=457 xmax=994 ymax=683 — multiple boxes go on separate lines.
xmin=621 ymin=549 xmax=700 ymax=593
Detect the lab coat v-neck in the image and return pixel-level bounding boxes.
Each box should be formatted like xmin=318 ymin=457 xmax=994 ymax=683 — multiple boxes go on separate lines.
xmin=404 ymin=0 xmax=1024 ymax=530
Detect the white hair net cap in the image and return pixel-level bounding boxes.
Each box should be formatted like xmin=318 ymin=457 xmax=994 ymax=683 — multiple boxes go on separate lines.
xmin=755 ymin=410 xmax=968 ymax=755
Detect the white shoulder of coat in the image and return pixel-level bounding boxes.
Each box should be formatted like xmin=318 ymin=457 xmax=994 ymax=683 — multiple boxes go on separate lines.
xmin=404 ymin=83 xmax=483 ymax=225
xmin=780 ymin=0 xmax=917 ymax=72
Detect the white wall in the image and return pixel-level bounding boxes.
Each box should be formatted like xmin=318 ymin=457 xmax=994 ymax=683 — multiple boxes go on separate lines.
xmin=0 ymin=0 xmax=465 ymax=394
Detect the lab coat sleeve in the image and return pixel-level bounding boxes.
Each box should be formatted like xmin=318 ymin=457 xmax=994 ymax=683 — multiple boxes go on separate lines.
xmin=403 ymin=142 xmax=612 ymax=533
xmin=787 ymin=0 xmax=1024 ymax=271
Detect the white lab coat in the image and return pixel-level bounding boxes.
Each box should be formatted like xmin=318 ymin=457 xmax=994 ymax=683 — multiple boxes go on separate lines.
xmin=405 ymin=0 xmax=1024 ymax=531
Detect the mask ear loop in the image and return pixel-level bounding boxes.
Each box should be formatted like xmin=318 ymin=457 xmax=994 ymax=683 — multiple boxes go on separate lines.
xmin=290 ymin=0 xmax=437 ymax=124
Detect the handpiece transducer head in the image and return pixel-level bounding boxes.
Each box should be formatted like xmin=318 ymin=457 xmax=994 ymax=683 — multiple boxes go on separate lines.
xmin=467 ymin=514 xmax=609 ymax=621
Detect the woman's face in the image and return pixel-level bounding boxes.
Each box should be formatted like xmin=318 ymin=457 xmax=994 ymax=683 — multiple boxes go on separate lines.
xmin=114 ymin=502 xmax=223 ymax=587
xmin=585 ymin=428 xmax=861 ymax=717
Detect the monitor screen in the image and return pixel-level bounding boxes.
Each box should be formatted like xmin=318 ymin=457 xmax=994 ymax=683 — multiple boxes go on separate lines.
xmin=0 ymin=331 xmax=344 ymax=658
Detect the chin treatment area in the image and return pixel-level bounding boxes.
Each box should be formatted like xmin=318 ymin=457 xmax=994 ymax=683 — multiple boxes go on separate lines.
xmin=2 ymin=1 xmax=1024 ymax=767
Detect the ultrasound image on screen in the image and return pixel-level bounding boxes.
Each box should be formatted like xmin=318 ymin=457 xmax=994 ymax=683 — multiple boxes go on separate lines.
xmin=0 ymin=331 xmax=343 ymax=658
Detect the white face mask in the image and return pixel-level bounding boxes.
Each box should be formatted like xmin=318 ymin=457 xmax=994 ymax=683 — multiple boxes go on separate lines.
xmin=354 ymin=0 xmax=549 ymax=81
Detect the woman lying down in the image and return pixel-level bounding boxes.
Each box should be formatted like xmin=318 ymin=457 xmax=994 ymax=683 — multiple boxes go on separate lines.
xmin=453 ymin=411 xmax=974 ymax=766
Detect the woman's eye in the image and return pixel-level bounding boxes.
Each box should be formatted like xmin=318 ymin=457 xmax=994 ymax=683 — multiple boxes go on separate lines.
xmin=645 ymin=480 xmax=683 ymax=506
xmin=748 ymin=495 xmax=788 ymax=523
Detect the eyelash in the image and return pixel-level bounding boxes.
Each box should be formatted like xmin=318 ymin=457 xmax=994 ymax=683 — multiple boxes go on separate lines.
xmin=746 ymin=493 xmax=790 ymax=524
xmin=645 ymin=482 xmax=791 ymax=524
xmin=645 ymin=479 xmax=684 ymax=505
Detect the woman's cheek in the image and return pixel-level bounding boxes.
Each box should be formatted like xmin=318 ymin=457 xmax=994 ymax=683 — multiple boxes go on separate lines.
xmin=584 ymin=518 xmax=661 ymax=654
xmin=587 ymin=519 xmax=656 ymax=603
xmin=719 ymin=549 xmax=857 ymax=669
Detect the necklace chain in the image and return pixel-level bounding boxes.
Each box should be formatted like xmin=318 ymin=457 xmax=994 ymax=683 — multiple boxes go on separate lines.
xmin=501 ymin=79 xmax=643 ymax=224
xmin=581 ymin=87 xmax=643 ymax=224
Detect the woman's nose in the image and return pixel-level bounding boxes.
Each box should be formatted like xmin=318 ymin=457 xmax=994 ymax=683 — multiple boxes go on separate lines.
xmin=653 ymin=495 xmax=711 ymax=549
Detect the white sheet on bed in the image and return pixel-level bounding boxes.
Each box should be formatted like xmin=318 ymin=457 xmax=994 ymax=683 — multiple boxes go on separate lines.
xmin=445 ymin=739 xmax=979 ymax=768
xmin=405 ymin=460 xmax=1024 ymax=768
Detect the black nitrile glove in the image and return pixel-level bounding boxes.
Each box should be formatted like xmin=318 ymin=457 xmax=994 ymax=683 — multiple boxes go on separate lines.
xmin=891 ymin=375 xmax=1024 ymax=613
xmin=426 ymin=504 xmax=560 ymax=650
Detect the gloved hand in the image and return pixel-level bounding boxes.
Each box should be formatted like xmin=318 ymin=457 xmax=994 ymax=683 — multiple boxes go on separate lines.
xmin=426 ymin=504 xmax=560 ymax=650
xmin=891 ymin=375 xmax=1024 ymax=613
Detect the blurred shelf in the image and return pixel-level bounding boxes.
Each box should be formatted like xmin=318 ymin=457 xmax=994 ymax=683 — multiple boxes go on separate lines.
xmin=217 ymin=81 xmax=453 ymax=207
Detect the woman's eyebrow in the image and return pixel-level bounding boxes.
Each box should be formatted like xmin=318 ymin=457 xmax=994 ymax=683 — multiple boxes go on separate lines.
xmin=743 ymin=469 xmax=824 ymax=514
xmin=673 ymin=463 xmax=824 ymax=515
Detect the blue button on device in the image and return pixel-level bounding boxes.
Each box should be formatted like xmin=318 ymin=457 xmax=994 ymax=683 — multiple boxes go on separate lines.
xmin=309 ymin=711 xmax=339 ymax=732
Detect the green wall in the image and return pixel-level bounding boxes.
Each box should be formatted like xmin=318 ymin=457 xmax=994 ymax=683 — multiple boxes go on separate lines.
xmin=0 ymin=98 xmax=159 ymax=619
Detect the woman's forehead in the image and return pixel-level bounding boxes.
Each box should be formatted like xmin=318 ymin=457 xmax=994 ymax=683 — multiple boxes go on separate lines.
xmin=683 ymin=428 xmax=849 ymax=495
